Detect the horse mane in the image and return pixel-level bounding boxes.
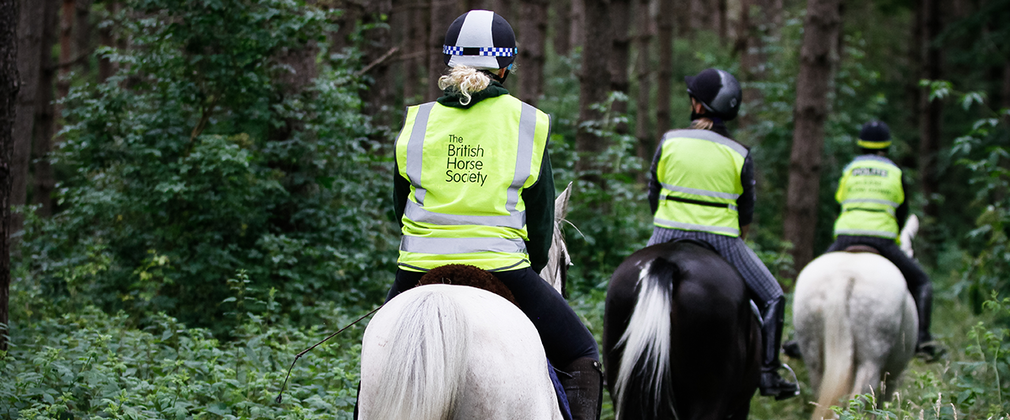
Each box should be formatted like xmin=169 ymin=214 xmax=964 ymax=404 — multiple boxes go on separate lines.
xmin=418 ymin=264 xmax=518 ymax=307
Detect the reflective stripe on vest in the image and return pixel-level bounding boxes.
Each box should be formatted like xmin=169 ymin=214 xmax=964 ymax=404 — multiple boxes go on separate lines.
xmin=653 ymin=129 xmax=747 ymax=237
xmin=833 ymin=155 xmax=904 ymax=241
xmin=395 ymin=95 xmax=550 ymax=271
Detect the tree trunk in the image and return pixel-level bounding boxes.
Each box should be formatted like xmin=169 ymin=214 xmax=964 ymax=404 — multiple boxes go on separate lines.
xmin=56 ymin=0 xmax=72 ymax=112
xmin=73 ymin=0 xmax=92 ymax=74
xmin=32 ymin=0 xmax=57 ymax=217
xmin=0 ymin=0 xmax=21 ymax=352
xmin=398 ymin=0 xmax=424 ymax=105
xmin=735 ymin=0 xmax=764 ymax=128
xmin=575 ymin=0 xmax=612 ymax=174
xmin=569 ymin=0 xmax=585 ymax=55
xmin=918 ymin=0 xmax=942 ymax=224
xmin=608 ymin=0 xmax=631 ymax=133
xmin=783 ymin=0 xmax=841 ymax=274
xmin=518 ymin=0 xmax=547 ymax=106
xmin=12 ymin=0 xmax=44 ymax=236
xmin=551 ymin=0 xmax=571 ymax=56
xmin=634 ymin=0 xmax=653 ymax=182
xmin=361 ymin=0 xmax=395 ymax=127
xmin=427 ymin=0 xmax=461 ymax=101
xmin=716 ymin=0 xmax=727 ymax=44
xmin=97 ymin=1 xmax=119 ymax=83
xmin=655 ymin=0 xmax=673 ymax=139
xmin=675 ymin=0 xmax=691 ymax=37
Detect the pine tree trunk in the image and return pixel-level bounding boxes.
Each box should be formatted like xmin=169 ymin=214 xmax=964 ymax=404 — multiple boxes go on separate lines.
xmin=575 ymin=0 xmax=612 ymax=174
xmin=428 ymin=0 xmax=460 ymax=101
xmin=97 ymin=1 xmax=119 ymax=83
xmin=551 ymin=0 xmax=571 ymax=56
xmin=655 ymin=0 xmax=673 ymax=139
xmin=918 ymin=0 xmax=942 ymax=225
xmin=0 ymin=0 xmax=20 ymax=352
xmin=518 ymin=0 xmax=547 ymax=106
xmin=74 ymin=0 xmax=92 ymax=74
xmin=569 ymin=0 xmax=585 ymax=55
xmin=12 ymin=0 xmax=44 ymax=236
xmin=609 ymin=0 xmax=631 ymax=133
xmin=361 ymin=0 xmax=395 ymax=127
xmin=32 ymin=0 xmax=58 ymax=217
xmin=634 ymin=0 xmax=653 ymax=182
xmin=57 ymin=0 xmax=72 ymax=111
xmin=783 ymin=0 xmax=841 ymax=274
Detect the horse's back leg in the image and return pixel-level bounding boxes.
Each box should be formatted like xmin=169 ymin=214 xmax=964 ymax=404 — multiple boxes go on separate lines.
xmin=851 ymin=360 xmax=884 ymax=400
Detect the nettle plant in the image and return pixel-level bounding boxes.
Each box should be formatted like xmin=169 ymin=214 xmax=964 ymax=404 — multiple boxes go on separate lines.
xmin=15 ymin=0 xmax=398 ymax=333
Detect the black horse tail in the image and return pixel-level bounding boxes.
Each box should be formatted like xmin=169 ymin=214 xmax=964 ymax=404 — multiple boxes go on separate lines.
xmin=612 ymin=257 xmax=679 ymax=420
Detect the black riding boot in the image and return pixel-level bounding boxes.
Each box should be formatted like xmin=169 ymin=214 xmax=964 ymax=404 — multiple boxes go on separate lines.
xmin=558 ymin=357 xmax=603 ymax=420
xmin=759 ymin=296 xmax=799 ymax=400
xmin=911 ymin=283 xmax=944 ymax=360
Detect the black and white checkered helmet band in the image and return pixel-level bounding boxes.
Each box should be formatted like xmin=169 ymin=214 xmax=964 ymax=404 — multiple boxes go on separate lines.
xmin=442 ymin=10 xmax=516 ymax=69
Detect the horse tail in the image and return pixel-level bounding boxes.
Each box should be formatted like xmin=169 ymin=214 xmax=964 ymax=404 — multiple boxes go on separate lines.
xmin=613 ymin=258 xmax=677 ymax=419
xmin=813 ymin=276 xmax=857 ymax=420
xmin=369 ymin=289 xmax=470 ymax=420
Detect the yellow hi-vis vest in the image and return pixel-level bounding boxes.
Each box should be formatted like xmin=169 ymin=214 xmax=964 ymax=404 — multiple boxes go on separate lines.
xmin=833 ymin=155 xmax=904 ymax=240
xmin=395 ymin=95 xmax=551 ymax=272
xmin=653 ymin=129 xmax=748 ymax=237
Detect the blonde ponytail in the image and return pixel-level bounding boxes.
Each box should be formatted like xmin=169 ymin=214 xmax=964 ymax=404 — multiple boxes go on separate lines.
xmin=438 ymin=66 xmax=493 ymax=106
xmin=689 ymin=118 xmax=715 ymax=131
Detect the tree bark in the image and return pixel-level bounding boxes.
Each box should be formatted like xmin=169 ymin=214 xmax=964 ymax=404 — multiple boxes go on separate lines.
xmin=1 ymin=0 xmax=21 ymax=352
xmin=56 ymin=0 xmax=73 ymax=110
xmin=716 ymin=0 xmax=727 ymax=44
xmin=551 ymin=0 xmax=571 ymax=56
xmin=634 ymin=0 xmax=654 ymax=182
xmin=783 ymin=0 xmax=841 ymax=274
xmin=427 ymin=0 xmax=461 ymax=101
xmin=73 ymin=0 xmax=92 ymax=74
xmin=97 ymin=1 xmax=119 ymax=83
xmin=518 ymin=0 xmax=547 ymax=106
xmin=918 ymin=0 xmax=942 ymax=224
xmin=569 ymin=0 xmax=585 ymax=55
xmin=12 ymin=0 xmax=44 ymax=236
xmin=575 ymin=0 xmax=612 ymax=174
xmin=361 ymin=0 xmax=395 ymax=127
xmin=32 ymin=0 xmax=58 ymax=217
xmin=608 ymin=0 xmax=631 ymax=133
xmin=675 ymin=0 xmax=691 ymax=37
xmin=655 ymin=0 xmax=673 ymax=139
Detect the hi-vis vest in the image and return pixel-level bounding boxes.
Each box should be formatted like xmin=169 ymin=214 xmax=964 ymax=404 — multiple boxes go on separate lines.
xmin=833 ymin=155 xmax=904 ymax=240
xmin=653 ymin=129 xmax=747 ymax=237
xmin=395 ymin=95 xmax=550 ymax=272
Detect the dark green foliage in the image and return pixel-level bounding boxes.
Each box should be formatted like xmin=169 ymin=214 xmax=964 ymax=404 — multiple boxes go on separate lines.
xmin=13 ymin=0 xmax=398 ymax=333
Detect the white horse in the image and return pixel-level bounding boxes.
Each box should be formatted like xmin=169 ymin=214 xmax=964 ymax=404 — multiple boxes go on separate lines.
xmin=357 ymin=184 xmax=574 ymax=420
xmin=793 ymin=216 xmax=920 ymax=420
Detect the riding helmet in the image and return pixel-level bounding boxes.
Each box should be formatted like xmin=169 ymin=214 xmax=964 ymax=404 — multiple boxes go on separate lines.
xmin=857 ymin=120 xmax=892 ymax=150
xmin=685 ymin=68 xmax=742 ymax=120
xmin=442 ymin=10 xmax=517 ymax=70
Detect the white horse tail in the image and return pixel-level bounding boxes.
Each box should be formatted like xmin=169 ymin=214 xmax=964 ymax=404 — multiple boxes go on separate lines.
xmin=899 ymin=214 xmax=919 ymax=258
xmin=613 ymin=260 xmax=675 ymax=419
xmin=813 ymin=276 xmax=857 ymax=420
xmin=369 ymin=289 xmax=470 ymax=420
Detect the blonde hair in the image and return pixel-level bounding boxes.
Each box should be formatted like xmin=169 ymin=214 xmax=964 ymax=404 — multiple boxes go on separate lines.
xmin=689 ymin=118 xmax=715 ymax=130
xmin=438 ymin=66 xmax=493 ymax=106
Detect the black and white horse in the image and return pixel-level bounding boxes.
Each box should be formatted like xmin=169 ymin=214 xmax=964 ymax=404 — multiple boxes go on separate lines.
xmin=604 ymin=240 xmax=762 ymax=420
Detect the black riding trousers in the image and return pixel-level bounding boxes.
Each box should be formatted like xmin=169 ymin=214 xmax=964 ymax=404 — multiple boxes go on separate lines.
xmin=386 ymin=267 xmax=600 ymax=367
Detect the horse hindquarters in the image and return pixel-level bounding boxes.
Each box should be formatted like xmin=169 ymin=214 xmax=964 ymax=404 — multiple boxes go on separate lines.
xmin=360 ymin=285 xmax=563 ymax=420
xmin=360 ymin=288 xmax=470 ymax=420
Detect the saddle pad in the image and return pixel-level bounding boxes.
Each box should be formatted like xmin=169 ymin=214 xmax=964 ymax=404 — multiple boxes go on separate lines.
xmin=548 ymin=359 xmax=574 ymax=420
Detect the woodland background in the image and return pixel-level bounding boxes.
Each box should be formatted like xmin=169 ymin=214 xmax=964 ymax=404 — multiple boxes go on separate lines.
xmin=0 ymin=0 xmax=1009 ymax=418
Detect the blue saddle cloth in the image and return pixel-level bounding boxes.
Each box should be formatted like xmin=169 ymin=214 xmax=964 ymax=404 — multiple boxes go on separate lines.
xmin=547 ymin=359 xmax=573 ymax=420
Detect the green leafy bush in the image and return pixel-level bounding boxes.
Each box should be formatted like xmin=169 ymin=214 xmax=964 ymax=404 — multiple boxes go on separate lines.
xmin=13 ymin=0 xmax=399 ymax=332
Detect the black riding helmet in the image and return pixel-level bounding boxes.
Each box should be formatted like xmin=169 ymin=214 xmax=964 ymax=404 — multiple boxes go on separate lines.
xmin=685 ymin=68 xmax=742 ymax=121
xmin=857 ymin=120 xmax=892 ymax=150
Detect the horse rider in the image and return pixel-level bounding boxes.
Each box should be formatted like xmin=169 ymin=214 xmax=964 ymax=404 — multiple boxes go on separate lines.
xmin=646 ymin=68 xmax=799 ymax=400
xmin=385 ymin=10 xmax=602 ymax=420
xmin=824 ymin=120 xmax=942 ymax=360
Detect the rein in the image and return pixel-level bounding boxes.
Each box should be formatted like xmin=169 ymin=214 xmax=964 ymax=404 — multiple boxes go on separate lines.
xmin=275 ymin=304 xmax=383 ymax=404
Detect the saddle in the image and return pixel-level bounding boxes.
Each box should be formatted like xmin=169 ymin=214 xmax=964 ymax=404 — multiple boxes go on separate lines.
xmin=417 ymin=264 xmax=518 ymax=306
xmin=843 ymin=244 xmax=880 ymax=255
